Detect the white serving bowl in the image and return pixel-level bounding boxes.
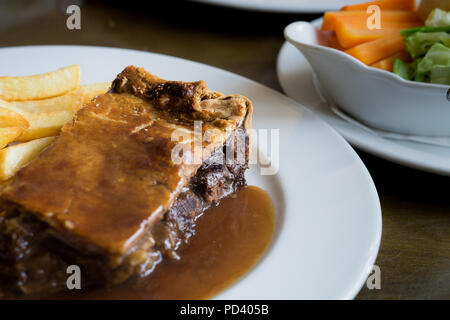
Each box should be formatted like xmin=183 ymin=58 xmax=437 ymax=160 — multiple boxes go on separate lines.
xmin=284 ymin=21 xmax=450 ymax=137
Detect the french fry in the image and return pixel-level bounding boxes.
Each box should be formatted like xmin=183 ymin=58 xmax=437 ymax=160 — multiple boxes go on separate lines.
xmin=0 ymin=136 xmax=56 ymax=181
xmin=82 ymin=82 xmax=111 ymax=104
xmin=0 ymin=107 xmax=29 ymax=128
xmin=0 ymin=127 xmax=26 ymax=150
xmin=5 ymin=82 xmax=110 ymax=114
xmin=7 ymin=88 xmax=84 ymax=113
xmin=14 ymin=110 xmax=76 ymax=142
xmin=0 ymin=97 xmax=76 ymax=142
xmin=0 ymin=107 xmax=29 ymax=149
xmin=0 ymin=65 xmax=81 ymax=101
xmin=0 ymin=98 xmax=23 ymax=115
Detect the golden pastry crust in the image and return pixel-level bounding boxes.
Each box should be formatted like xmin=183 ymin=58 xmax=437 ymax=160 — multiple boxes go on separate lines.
xmin=1 ymin=66 xmax=253 ymax=258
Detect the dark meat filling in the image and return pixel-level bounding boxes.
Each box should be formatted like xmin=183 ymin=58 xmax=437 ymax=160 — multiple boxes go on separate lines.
xmin=0 ymin=130 xmax=248 ymax=298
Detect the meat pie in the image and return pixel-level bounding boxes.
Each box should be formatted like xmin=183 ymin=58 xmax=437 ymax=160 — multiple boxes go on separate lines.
xmin=0 ymin=66 xmax=252 ymax=297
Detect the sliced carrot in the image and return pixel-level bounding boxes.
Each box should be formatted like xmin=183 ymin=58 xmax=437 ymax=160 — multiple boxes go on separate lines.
xmin=370 ymin=51 xmax=411 ymax=71
xmin=345 ymin=35 xmax=406 ymax=65
xmin=341 ymin=0 xmax=416 ymax=11
xmin=322 ymin=10 xmax=421 ymax=31
xmin=328 ymin=34 xmax=345 ymax=50
xmin=335 ymin=20 xmax=422 ymax=48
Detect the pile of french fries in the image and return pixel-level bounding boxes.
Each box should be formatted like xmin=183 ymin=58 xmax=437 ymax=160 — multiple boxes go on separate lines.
xmin=0 ymin=65 xmax=110 ymax=181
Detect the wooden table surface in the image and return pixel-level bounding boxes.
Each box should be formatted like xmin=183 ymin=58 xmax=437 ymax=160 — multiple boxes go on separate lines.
xmin=0 ymin=0 xmax=448 ymax=299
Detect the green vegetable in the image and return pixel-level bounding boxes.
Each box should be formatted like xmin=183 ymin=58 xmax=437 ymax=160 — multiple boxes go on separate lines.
xmin=425 ymin=8 xmax=450 ymax=27
xmin=430 ymin=66 xmax=450 ymax=84
xmin=400 ymin=25 xmax=450 ymax=37
xmin=393 ymin=59 xmax=414 ymax=80
xmin=417 ymin=43 xmax=450 ymax=74
xmin=415 ymin=69 xmax=428 ymax=82
xmin=393 ymin=44 xmax=450 ymax=85
xmin=399 ymin=43 xmax=450 ymax=85
xmin=405 ymin=32 xmax=450 ymax=58
xmin=396 ymin=9 xmax=450 ymax=85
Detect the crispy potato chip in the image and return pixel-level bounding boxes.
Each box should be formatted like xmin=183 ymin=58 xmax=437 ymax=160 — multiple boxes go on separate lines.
xmin=0 ymin=65 xmax=81 ymax=101
xmin=82 ymin=82 xmax=111 ymax=104
xmin=8 ymin=88 xmax=84 ymax=114
xmin=0 ymin=107 xmax=29 ymax=149
xmin=0 ymin=136 xmax=56 ymax=181
xmin=14 ymin=110 xmax=76 ymax=142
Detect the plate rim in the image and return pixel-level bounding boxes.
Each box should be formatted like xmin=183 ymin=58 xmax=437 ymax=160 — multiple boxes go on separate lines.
xmin=0 ymin=44 xmax=382 ymax=299
xmin=190 ymin=0 xmax=360 ymax=13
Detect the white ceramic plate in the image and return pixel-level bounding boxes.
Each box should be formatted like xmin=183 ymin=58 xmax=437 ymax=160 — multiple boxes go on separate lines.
xmin=0 ymin=45 xmax=381 ymax=299
xmin=277 ymin=41 xmax=450 ymax=176
xmin=191 ymin=0 xmax=366 ymax=13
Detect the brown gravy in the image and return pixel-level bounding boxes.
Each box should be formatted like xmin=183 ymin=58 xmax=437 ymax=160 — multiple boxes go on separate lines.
xmin=59 ymin=185 xmax=275 ymax=299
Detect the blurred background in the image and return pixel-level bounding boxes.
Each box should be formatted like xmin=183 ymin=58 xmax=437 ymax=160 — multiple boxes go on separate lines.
xmin=0 ymin=0 xmax=321 ymax=89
